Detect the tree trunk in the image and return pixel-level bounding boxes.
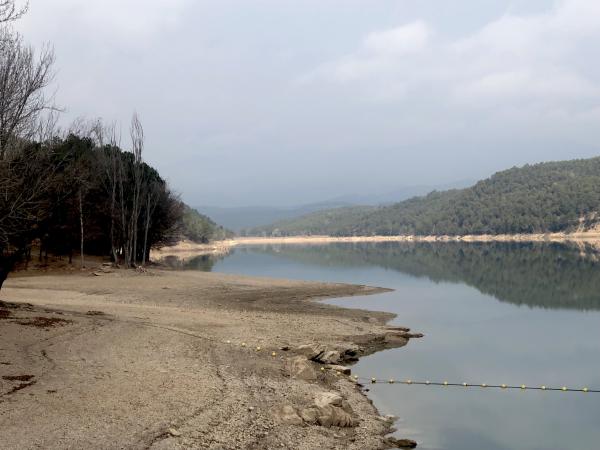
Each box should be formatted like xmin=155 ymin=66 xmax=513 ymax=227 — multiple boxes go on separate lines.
xmin=79 ymin=189 xmax=84 ymax=269
xmin=0 ymin=265 xmax=9 ymax=290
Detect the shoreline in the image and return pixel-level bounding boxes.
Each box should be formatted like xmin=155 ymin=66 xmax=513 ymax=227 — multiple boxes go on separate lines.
xmin=151 ymin=231 xmax=600 ymax=259
xmin=0 ymin=269 xmax=417 ymax=449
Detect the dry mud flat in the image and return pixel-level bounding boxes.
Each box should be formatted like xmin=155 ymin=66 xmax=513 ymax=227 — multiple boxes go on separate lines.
xmin=0 ymin=270 xmax=419 ymax=449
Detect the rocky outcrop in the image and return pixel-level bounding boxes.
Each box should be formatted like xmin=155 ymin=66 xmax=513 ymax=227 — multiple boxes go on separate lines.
xmin=295 ymin=343 xmax=361 ymax=365
xmin=301 ymin=391 xmax=358 ymax=428
xmin=272 ymin=391 xmax=358 ymax=428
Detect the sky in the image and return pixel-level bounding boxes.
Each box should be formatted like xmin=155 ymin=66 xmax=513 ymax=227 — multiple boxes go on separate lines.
xmin=15 ymin=0 xmax=600 ymax=207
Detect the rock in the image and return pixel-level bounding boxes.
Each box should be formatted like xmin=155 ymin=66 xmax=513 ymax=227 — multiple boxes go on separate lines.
xmin=168 ymin=428 xmax=181 ymax=437
xmin=299 ymin=406 xmax=320 ymax=424
xmin=384 ymin=333 xmax=409 ymax=346
xmin=296 ymin=343 xmax=325 ymax=359
xmin=385 ymin=326 xmax=411 ymax=332
xmin=311 ymin=391 xmax=358 ymax=428
xmin=314 ymin=392 xmax=343 ymax=408
xmin=324 ymin=364 xmax=351 ymax=375
xmin=273 ymin=404 xmax=303 ymax=426
xmin=318 ymin=350 xmax=342 ymax=364
xmin=316 ymin=405 xmax=357 ymax=427
xmin=385 ymin=437 xmax=417 ymax=448
xmin=285 ymin=356 xmax=317 ymax=381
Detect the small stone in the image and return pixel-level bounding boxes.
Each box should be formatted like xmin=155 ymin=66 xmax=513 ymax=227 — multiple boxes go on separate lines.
xmin=168 ymin=428 xmax=181 ymax=437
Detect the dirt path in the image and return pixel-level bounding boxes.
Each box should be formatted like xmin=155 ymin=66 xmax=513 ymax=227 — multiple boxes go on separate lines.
xmin=0 ymin=270 xmax=416 ymax=449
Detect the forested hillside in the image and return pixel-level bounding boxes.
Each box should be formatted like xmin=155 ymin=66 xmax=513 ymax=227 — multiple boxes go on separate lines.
xmin=181 ymin=206 xmax=233 ymax=243
xmin=253 ymin=157 xmax=600 ymax=236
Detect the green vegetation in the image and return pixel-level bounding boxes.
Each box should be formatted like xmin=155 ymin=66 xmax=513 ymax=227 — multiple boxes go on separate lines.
xmin=250 ymin=242 xmax=600 ymax=310
xmin=253 ymin=157 xmax=600 ymax=236
xmin=181 ymin=205 xmax=233 ymax=243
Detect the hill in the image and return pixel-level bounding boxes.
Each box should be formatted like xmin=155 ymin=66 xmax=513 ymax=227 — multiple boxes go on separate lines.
xmin=197 ymin=181 xmax=473 ymax=233
xmin=252 ymin=157 xmax=600 ymax=237
xmin=196 ymin=201 xmax=352 ymax=233
xmin=180 ymin=205 xmax=234 ymax=243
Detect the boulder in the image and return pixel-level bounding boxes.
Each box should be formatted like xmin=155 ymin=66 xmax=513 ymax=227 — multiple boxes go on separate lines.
xmin=299 ymin=406 xmax=320 ymax=424
xmin=273 ymin=404 xmax=303 ymax=426
xmin=285 ymin=356 xmax=317 ymax=381
xmin=296 ymin=343 xmax=325 ymax=359
xmin=312 ymin=391 xmax=357 ymax=428
xmin=316 ymin=404 xmax=357 ymax=428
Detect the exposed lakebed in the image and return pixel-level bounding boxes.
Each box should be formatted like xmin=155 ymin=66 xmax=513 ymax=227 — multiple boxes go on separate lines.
xmin=163 ymin=241 xmax=600 ymax=450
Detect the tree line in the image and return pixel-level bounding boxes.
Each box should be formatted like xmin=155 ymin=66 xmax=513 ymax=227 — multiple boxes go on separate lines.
xmin=252 ymin=157 xmax=600 ymax=237
xmin=0 ymin=1 xmax=187 ymax=288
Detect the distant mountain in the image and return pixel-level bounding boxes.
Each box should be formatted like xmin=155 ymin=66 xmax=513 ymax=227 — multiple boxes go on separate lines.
xmin=195 ymin=201 xmax=353 ymax=233
xmin=251 ymin=157 xmax=600 ymax=237
xmin=197 ymin=180 xmax=474 ymax=233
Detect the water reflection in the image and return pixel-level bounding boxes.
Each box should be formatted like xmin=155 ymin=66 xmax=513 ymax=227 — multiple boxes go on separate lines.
xmin=157 ymin=241 xmax=600 ymax=450
xmin=241 ymin=242 xmax=600 ymax=310
xmin=157 ymin=254 xmax=222 ymax=272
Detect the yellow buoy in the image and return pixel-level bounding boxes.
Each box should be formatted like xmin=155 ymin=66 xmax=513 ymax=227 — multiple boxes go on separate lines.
xmin=462 ymin=382 xmax=468 ymax=387
xmin=541 ymin=386 xmax=547 ymax=390
xmin=406 ymin=379 xmax=412 ymax=384
xmin=583 ymin=388 xmax=589 ymax=393
xmin=320 ymin=367 xmax=325 ymax=372
xmin=389 ymin=379 xmax=395 ymax=384
xmin=443 ymin=381 xmax=448 ymax=386
xmin=371 ymin=378 xmax=377 ymax=383
xmin=241 ymin=342 xmax=246 ymax=347
xmin=425 ymin=380 xmax=430 ymax=385
xmin=562 ymin=386 xmax=567 ymax=391
xmin=256 ymin=346 xmax=261 ymax=351
xmin=271 ymin=352 xmax=277 ymax=357
xmin=521 ymin=385 xmax=526 ymax=390
xmin=501 ymin=384 xmax=507 ymax=389
xmin=481 ymin=383 xmax=487 ymax=388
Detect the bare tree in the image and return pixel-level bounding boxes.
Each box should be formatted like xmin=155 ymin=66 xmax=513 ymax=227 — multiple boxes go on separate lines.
xmin=141 ymin=181 xmax=159 ymax=265
xmin=0 ymin=28 xmax=56 ymax=158
xmin=0 ymin=1 xmax=27 ymax=24
xmin=128 ymin=112 xmax=144 ymax=266
xmin=93 ymin=121 xmax=121 ymax=264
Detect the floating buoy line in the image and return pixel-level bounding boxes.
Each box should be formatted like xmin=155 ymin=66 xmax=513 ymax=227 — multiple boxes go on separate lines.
xmin=355 ymin=377 xmax=598 ymax=393
xmin=222 ymin=339 xmax=598 ymax=394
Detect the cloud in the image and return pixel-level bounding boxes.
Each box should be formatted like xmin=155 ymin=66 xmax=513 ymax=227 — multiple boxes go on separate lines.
xmin=302 ymin=0 xmax=600 ymax=111
xmin=19 ymin=0 xmax=191 ymax=43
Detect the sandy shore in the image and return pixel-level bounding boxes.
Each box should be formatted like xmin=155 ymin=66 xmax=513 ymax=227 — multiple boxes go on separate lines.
xmin=151 ymin=231 xmax=600 ymax=259
xmin=0 ymin=269 xmax=417 ymax=449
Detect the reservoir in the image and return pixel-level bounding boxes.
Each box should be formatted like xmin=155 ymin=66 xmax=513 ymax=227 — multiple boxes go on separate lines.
xmin=164 ymin=241 xmax=600 ymax=450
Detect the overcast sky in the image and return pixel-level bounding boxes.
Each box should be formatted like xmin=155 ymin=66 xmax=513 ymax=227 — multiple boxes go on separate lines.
xmin=16 ymin=0 xmax=600 ymax=207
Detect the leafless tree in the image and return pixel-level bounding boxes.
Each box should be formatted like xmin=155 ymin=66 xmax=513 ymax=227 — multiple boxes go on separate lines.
xmin=141 ymin=181 xmax=159 ymax=265
xmin=0 ymin=28 xmax=56 ymax=158
xmin=127 ymin=112 xmax=144 ymax=266
xmin=0 ymin=1 xmax=27 ymax=24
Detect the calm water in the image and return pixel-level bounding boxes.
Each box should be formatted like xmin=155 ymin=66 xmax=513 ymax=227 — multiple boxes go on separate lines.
xmin=163 ymin=242 xmax=600 ymax=450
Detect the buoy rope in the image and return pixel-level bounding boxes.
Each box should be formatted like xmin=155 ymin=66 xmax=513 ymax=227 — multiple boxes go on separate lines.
xmin=355 ymin=377 xmax=598 ymax=393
